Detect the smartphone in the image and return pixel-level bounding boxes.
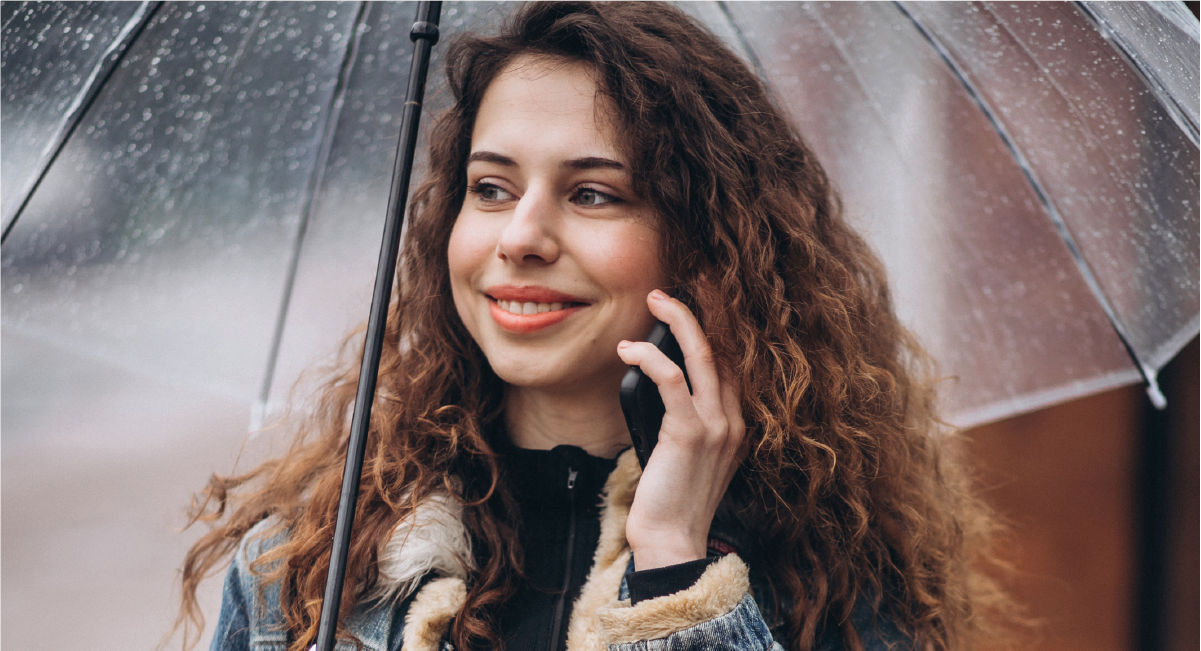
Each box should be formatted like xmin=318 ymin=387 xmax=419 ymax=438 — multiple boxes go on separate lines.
xmin=620 ymin=320 xmax=691 ymax=469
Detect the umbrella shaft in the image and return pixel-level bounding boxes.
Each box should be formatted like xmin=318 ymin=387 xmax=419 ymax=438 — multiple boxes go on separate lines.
xmin=314 ymin=3 xmax=442 ymax=651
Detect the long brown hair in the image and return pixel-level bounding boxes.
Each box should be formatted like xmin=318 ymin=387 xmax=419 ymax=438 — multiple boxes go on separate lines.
xmin=178 ymin=3 xmax=1010 ymax=650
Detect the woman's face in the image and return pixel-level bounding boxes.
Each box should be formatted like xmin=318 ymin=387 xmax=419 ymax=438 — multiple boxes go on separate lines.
xmin=448 ymin=57 xmax=665 ymax=393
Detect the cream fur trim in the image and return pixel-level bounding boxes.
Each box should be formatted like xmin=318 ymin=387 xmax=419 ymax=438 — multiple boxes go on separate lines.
xmin=401 ymin=577 xmax=467 ymax=651
xmin=595 ymin=554 xmax=751 ymax=644
xmin=372 ymin=491 xmax=473 ymax=604
xmin=393 ymin=448 xmax=729 ymax=650
xmin=565 ymin=448 xmax=642 ymax=650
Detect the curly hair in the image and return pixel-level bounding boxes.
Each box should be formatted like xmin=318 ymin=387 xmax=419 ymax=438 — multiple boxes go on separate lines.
xmin=178 ymin=3 xmax=1011 ymax=650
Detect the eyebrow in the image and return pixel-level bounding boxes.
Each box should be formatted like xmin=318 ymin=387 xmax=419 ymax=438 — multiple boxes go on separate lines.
xmin=466 ymin=151 xmax=516 ymax=166
xmin=563 ymin=156 xmax=625 ymax=171
xmin=466 ymin=151 xmax=626 ymax=171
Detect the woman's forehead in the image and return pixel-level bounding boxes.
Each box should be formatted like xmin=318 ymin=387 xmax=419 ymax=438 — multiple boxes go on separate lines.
xmin=470 ymin=56 xmax=624 ymax=164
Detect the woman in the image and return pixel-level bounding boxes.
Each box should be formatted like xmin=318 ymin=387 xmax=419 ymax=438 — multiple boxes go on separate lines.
xmin=179 ymin=3 xmax=1007 ymax=650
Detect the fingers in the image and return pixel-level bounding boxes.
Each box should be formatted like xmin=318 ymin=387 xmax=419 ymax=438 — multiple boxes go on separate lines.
xmin=619 ymin=293 xmax=747 ymax=571
xmin=616 ymin=340 xmax=698 ymax=419
xmin=616 ymin=289 xmax=745 ymax=452
xmin=719 ymin=377 xmax=747 ymax=455
xmin=643 ymin=290 xmax=723 ymax=409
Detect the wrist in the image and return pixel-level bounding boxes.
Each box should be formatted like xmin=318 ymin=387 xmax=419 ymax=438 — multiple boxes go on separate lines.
xmin=629 ymin=536 xmax=706 ymax=571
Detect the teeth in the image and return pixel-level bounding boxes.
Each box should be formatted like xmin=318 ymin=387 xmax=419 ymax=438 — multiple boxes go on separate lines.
xmin=496 ymin=300 xmax=570 ymax=315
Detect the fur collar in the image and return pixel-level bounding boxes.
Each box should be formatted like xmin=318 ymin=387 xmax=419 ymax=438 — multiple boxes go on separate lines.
xmin=386 ymin=448 xmax=642 ymax=651
xmin=371 ymin=490 xmax=474 ymax=604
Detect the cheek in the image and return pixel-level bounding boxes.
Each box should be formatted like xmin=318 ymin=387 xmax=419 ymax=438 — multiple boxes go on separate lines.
xmin=447 ymin=215 xmax=494 ymax=310
xmin=584 ymin=221 xmax=664 ymax=296
xmin=448 ymin=216 xmax=489 ymax=281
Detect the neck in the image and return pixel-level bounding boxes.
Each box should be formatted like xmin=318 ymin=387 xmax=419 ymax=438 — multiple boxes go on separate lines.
xmin=504 ymin=382 xmax=632 ymax=459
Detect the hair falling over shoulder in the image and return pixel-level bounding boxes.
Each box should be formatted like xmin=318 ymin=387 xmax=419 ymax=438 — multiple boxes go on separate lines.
xmin=177 ymin=3 xmax=1019 ymax=651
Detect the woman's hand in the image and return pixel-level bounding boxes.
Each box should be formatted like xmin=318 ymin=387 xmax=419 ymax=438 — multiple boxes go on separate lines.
xmin=617 ymin=289 xmax=746 ymax=570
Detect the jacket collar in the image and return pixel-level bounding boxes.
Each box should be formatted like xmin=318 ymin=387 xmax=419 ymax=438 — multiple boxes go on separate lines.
xmin=396 ymin=448 xmax=641 ymax=651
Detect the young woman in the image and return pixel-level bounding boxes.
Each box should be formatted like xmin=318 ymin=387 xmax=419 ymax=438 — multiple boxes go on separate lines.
xmin=180 ymin=3 xmax=1008 ymax=650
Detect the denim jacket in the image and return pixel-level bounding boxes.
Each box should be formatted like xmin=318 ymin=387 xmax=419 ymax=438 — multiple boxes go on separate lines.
xmin=210 ymin=450 xmax=909 ymax=651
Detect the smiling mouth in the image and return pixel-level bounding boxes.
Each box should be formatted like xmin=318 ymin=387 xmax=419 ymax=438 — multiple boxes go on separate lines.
xmin=492 ymin=299 xmax=587 ymax=315
xmin=486 ymin=295 xmax=589 ymax=333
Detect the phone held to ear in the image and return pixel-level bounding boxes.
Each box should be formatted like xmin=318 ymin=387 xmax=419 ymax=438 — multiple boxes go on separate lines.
xmin=620 ymin=320 xmax=691 ymax=469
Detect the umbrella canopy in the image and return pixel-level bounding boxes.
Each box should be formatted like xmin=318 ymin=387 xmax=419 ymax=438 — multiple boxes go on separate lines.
xmin=2 ymin=1 xmax=1197 ymax=429
xmin=721 ymin=0 xmax=1200 ymax=423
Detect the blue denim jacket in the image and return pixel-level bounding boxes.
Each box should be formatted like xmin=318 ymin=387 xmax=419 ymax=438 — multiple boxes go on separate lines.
xmin=211 ymin=521 xmax=910 ymax=651
xmin=210 ymin=451 xmax=912 ymax=651
xmin=211 ymin=521 xmax=427 ymax=651
xmin=210 ymin=519 xmax=782 ymax=651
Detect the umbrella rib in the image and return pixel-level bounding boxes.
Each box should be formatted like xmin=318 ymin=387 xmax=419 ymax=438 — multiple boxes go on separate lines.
xmin=1074 ymin=2 xmax=1199 ymax=148
xmin=720 ymin=0 xmax=912 ymax=170
xmin=892 ymin=1 xmax=1166 ymax=409
xmin=254 ymin=0 xmax=372 ymax=428
xmin=314 ymin=5 xmax=443 ymax=647
xmin=714 ymin=2 xmax=769 ymax=84
xmin=1 ymin=1 xmax=162 ymax=245
xmin=984 ymin=6 xmax=1173 ymax=237
xmin=801 ymin=4 xmax=913 ymax=175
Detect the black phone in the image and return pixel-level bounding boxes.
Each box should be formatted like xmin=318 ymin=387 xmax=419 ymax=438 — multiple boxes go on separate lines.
xmin=620 ymin=320 xmax=691 ymax=469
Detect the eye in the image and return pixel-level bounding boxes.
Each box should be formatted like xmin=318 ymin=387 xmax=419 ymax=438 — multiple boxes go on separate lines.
xmin=572 ymin=187 xmax=620 ymax=207
xmin=468 ymin=182 xmax=515 ymax=203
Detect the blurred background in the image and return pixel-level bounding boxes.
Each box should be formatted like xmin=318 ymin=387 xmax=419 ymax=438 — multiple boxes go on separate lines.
xmin=3 ymin=2 xmax=1197 ymax=650
xmin=971 ymin=340 xmax=1198 ymax=651
xmin=4 ymin=338 xmax=1196 ymax=651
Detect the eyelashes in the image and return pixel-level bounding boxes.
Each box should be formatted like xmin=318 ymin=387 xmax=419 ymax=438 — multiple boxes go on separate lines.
xmin=466 ymin=182 xmax=514 ymax=202
xmin=466 ymin=182 xmax=623 ymax=207
xmin=572 ymin=187 xmax=620 ymax=207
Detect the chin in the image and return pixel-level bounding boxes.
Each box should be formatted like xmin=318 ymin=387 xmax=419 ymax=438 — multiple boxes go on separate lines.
xmin=492 ymin=362 xmax=582 ymax=390
xmin=491 ymin=353 xmax=622 ymax=393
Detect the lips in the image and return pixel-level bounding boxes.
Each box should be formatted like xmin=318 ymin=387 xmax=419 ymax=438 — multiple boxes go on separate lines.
xmin=485 ymin=285 xmax=589 ymax=333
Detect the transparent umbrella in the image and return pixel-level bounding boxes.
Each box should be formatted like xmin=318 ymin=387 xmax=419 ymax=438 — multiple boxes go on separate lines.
xmin=3 ymin=1 xmax=1196 ymax=433
xmin=2 ymin=2 xmax=1197 ymax=650
xmin=724 ymin=1 xmax=1200 ymax=424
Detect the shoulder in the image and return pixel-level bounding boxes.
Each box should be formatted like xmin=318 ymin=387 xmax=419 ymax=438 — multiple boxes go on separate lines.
xmin=212 ymin=518 xmax=290 ymax=650
xmin=226 ymin=516 xmax=291 ymax=617
xmin=215 ymin=514 xmax=463 ymax=651
xmin=209 ymin=518 xmax=288 ymax=651
xmin=233 ymin=517 xmax=289 ymax=571
xmin=707 ymin=509 xmax=916 ymax=651
xmin=813 ymin=596 xmax=916 ymax=651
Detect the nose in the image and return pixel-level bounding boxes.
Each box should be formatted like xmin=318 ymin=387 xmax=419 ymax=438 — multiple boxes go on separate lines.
xmin=496 ymin=184 xmax=560 ymax=266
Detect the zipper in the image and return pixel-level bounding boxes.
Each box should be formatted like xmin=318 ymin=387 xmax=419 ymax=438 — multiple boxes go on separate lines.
xmin=548 ymin=467 xmax=579 ymax=651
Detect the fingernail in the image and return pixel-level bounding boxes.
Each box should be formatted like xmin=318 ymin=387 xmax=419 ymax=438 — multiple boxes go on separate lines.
xmin=618 ymin=340 xmax=631 ymax=349
xmin=650 ymin=289 xmax=668 ymax=300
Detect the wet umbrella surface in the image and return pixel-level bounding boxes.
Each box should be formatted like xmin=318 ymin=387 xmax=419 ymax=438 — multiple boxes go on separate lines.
xmin=4 ymin=1 xmax=1196 ymax=424
xmin=2 ymin=2 xmax=1197 ymax=650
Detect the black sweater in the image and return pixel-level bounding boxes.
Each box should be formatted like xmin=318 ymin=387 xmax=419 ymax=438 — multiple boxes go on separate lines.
xmin=490 ymin=443 xmax=716 ymax=651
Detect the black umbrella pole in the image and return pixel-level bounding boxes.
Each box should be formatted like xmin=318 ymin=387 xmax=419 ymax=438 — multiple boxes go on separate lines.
xmin=312 ymin=4 xmax=441 ymax=651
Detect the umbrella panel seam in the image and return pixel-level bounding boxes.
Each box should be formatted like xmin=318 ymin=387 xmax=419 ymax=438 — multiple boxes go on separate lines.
xmin=2 ymin=0 xmax=161 ymax=244
xmin=256 ymin=0 xmax=372 ymax=430
xmin=892 ymin=0 xmax=1165 ymax=407
xmin=1075 ymin=1 xmax=1200 ymax=147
